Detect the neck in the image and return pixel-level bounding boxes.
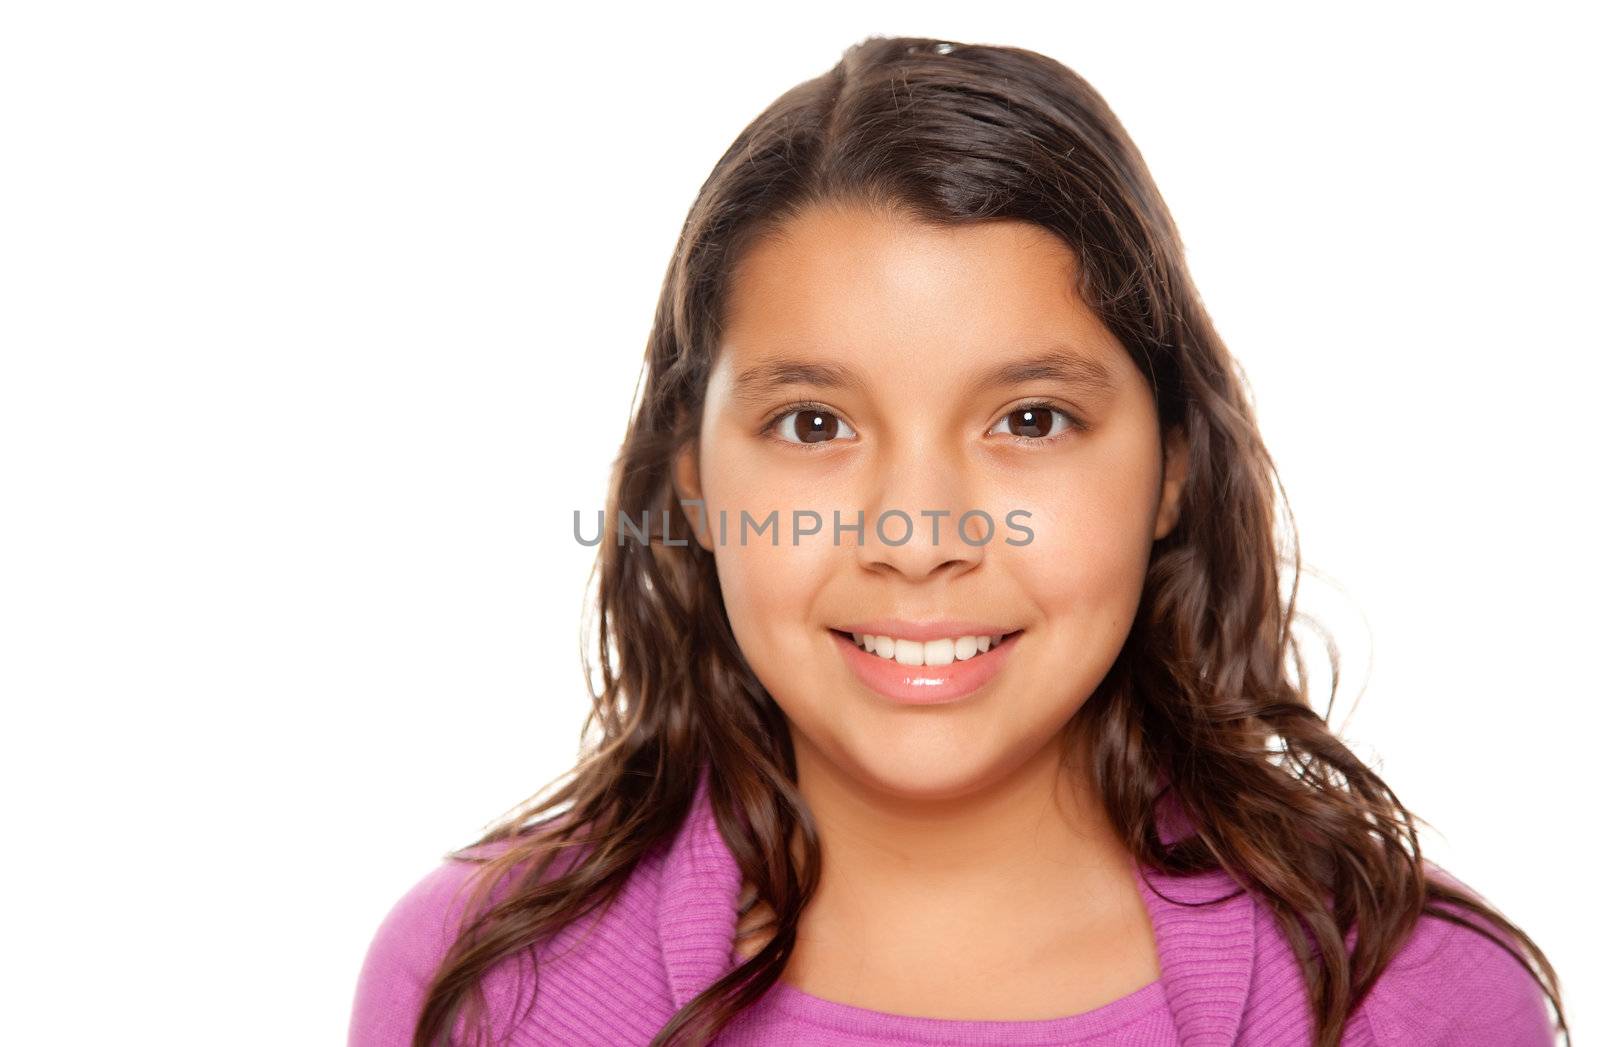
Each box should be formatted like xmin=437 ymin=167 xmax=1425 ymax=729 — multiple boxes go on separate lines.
xmin=786 ymin=725 xmax=1128 ymax=930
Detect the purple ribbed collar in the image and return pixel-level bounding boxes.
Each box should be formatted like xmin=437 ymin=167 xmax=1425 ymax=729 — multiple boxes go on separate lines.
xmin=656 ymin=764 xmax=1255 ymax=1046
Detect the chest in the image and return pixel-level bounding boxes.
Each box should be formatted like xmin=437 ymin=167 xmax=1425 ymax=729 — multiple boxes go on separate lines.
xmin=733 ymin=876 xmax=1163 ymax=1021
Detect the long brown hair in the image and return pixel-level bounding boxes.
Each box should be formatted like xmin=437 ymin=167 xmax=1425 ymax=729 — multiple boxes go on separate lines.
xmin=411 ymin=35 xmax=1567 ymax=1046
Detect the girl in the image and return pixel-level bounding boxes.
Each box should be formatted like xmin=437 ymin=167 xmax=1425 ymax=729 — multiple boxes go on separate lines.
xmin=349 ymin=35 xmax=1566 ymax=1047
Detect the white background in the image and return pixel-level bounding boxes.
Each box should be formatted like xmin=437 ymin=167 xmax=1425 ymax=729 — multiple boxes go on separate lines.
xmin=2 ymin=2 xmax=1593 ymax=1043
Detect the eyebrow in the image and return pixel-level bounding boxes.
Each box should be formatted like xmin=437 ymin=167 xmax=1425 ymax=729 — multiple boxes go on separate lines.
xmin=730 ymin=344 xmax=1117 ymax=407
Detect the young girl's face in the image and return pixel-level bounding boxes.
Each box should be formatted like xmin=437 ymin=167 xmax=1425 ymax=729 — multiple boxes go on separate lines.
xmin=675 ymin=201 xmax=1186 ymax=800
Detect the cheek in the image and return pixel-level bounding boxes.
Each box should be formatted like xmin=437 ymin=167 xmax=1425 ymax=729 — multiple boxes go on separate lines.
xmin=713 ymin=539 xmax=829 ymax=657
xmin=1025 ymin=483 xmax=1153 ymax=602
xmin=698 ymin=444 xmax=837 ymax=676
xmin=1007 ymin=439 xmax=1161 ymax=649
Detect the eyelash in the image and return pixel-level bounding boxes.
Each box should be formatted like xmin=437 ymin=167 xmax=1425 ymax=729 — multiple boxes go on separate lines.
xmin=759 ymin=399 xmax=1085 ymax=450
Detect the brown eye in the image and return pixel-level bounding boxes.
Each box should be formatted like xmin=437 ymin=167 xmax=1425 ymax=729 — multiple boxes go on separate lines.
xmin=770 ymin=407 xmax=857 ymax=445
xmin=989 ymin=403 xmax=1081 ymax=442
xmin=996 ymin=405 xmax=1059 ymax=439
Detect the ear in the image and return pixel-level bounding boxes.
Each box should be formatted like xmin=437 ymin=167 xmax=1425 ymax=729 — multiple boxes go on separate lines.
xmin=1152 ymin=425 xmax=1189 ymax=541
xmin=671 ymin=439 xmax=713 ymax=551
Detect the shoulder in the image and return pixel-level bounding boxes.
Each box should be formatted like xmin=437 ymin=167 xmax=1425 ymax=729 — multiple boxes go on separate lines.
xmin=348 ymin=826 xmax=680 ymax=1047
xmin=1357 ymin=862 xmax=1556 ymax=1046
xmin=346 ymin=839 xmax=544 ymax=1047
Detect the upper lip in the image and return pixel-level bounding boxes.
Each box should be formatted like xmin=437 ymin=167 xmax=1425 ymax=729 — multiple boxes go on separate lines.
xmin=833 ymin=619 xmax=1023 ymax=642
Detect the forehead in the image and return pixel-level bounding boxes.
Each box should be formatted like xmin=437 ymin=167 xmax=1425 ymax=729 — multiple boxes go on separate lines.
xmin=715 ymin=202 xmax=1135 ymax=386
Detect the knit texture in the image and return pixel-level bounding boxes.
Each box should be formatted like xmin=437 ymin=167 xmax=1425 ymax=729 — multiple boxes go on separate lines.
xmin=349 ymin=765 xmax=1556 ymax=1045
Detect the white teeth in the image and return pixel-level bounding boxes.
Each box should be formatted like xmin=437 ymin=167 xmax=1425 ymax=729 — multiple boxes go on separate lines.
xmin=849 ymin=631 xmax=1012 ymax=662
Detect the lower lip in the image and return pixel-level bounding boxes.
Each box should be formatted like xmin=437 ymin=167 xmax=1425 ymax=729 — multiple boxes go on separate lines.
xmin=829 ymin=629 xmax=1021 ymax=706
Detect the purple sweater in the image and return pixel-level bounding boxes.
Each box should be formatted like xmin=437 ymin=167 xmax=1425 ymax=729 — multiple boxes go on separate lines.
xmin=349 ymin=766 xmax=1556 ymax=1045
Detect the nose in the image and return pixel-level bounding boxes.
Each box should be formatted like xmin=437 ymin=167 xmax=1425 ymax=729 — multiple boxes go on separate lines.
xmin=851 ymin=451 xmax=987 ymax=582
xmin=856 ymin=518 xmax=983 ymax=580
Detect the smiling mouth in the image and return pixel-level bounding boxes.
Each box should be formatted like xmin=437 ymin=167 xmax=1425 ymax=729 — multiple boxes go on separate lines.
xmin=828 ymin=628 xmax=1022 ymax=665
